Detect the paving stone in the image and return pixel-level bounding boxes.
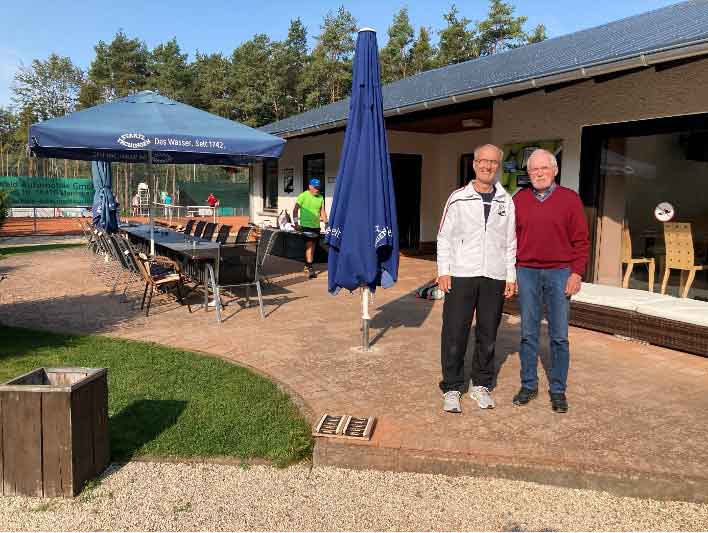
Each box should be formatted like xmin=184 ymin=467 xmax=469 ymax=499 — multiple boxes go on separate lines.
xmin=1 ymin=248 xmax=707 ymax=502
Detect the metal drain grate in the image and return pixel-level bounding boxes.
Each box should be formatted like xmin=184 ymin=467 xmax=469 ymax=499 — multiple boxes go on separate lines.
xmin=312 ymin=414 xmax=376 ymax=440
xmin=342 ymin=416 xmax=375 ymax=440
xmin=312 ymin=414 xmax=346 ymax=437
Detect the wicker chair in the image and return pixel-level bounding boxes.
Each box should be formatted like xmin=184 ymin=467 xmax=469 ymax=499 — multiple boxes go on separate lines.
xmin=215 ymin=224 xmax=232 ymax=245
xmin=192 ymin=221 xmax=207 ymax=239
xmin=234 ymin=225 xmax=254 ymax=244
xmin=181 ymin=219 xmax=196 ymax=235
xmin=621 ymin=224 xmax=655 ymax=292
xmin=661 ymin=222 xmax=708 ymax=298
xmin=201 ymin=222 xmax=217 ymax=241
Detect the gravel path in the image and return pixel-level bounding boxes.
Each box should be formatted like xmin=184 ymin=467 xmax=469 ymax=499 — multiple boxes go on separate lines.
xmin=1 ymin=461 xmax=706 ymax=531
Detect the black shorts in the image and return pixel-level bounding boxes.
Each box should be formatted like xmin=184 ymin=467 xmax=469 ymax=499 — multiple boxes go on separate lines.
xmin=301 ymin=227 xmax=321 ymax=240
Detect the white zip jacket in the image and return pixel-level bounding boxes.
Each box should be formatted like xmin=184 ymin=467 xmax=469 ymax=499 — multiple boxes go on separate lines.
xmin=437 ymin=181 xmax=517 ymax=282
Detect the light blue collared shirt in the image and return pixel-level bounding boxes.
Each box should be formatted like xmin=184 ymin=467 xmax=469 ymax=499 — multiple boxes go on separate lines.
xmin=533 ymin=181 xmax=557 ymax=203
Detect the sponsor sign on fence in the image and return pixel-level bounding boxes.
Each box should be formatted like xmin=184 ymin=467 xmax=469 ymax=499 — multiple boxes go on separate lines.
xmin=0 ymin=176 xmax=94 ymax=206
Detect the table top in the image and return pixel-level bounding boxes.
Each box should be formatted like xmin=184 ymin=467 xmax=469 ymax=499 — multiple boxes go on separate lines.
xmin=122 ymin=224 xmax=221 ymax=260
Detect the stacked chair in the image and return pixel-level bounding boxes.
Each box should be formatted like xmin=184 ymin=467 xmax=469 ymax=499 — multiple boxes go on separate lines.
xmin=78 ymin=219 xmax=191 ymax=316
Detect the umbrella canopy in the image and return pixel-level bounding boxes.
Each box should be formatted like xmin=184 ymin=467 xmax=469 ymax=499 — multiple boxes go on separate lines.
xmin=325 ymin=29 xmax=399 ymax=295
xmin=91 ymin=161 xmax=118 ymax=232
xmin=29 ymin=91 xmax=285 ymax=165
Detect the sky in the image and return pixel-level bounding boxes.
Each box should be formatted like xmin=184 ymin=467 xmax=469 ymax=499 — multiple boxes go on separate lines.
xmin=0 ymin=0 xmax=683 ymax=108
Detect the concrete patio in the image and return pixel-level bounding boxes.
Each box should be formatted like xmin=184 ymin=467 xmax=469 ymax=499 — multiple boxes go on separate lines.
xmin=1 ymin=247 xmax=707 ymax=503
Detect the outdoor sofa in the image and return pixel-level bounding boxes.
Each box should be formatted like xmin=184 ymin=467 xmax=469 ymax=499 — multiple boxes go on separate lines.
xmin=504 ymin=283 xmax=708 ymax=357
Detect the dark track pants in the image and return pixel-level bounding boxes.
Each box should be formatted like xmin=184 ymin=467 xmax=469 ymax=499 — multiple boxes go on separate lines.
xmin=439 ymin=276 xmax=506 ymax=393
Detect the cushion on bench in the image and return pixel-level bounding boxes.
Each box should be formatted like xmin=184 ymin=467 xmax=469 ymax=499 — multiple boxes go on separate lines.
xmin=572 ymin=283 xmax=674 ymax=311
xmin=636 ymin=298 xmax=708 ymax=327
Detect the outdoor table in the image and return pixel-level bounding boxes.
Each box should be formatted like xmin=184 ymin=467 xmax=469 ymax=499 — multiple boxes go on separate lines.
xmin=121 ymin=225 xmax=224 ymax=322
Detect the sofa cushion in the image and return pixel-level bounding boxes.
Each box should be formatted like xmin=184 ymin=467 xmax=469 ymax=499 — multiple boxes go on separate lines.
xmin=636 ymin=298 xmax=708 ymax=327
xmin=572 ymin=283 xmax=674 ymax=311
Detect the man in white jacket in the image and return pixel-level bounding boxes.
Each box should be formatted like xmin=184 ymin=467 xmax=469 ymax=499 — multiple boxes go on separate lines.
xmin=437 ymin=144 xmax=517 ymax=413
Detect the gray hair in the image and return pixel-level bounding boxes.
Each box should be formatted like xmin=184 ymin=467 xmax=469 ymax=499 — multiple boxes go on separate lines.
xmin=528 ymin=148 xmax=558 ymax=169
xmin=473 ymin=143 xmax=504 ymax=161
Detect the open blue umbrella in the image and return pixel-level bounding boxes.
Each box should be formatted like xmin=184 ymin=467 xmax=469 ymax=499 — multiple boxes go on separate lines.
xmin=91 ymin=161 xmax=118 ymax=232
xmin=29 ymin=90 xmax=285 ymax=252
xmin=325 ymin=28 xmax=399 ymax=350
xmin=29 ymin=91 xmax=284 ymax=165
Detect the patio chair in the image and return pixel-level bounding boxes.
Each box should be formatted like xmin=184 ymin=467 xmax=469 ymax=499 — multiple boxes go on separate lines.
xmin=219 ymin=227 xmax=280 ymax=319
xmin=180 ymin=219 xmax=196 ymax=235
xmin=661 ymin=222 xmax=708 ymax=298
xmin=127 ymin=243 xmax=191 ymax=316
xmin=234 ymin=225 xmax=254 ymax=244
xmin=112 ymin=234 xmax=146 ymax=300
xmin=621 ymin=224 xmax=655 ymax=291
xmin=215 ymin=224 xmax=232 ymax=245
xmin=192 ymin=221 xmax=207 ymax=239
xmin=201 ymin=222 xmax=217 ymax=241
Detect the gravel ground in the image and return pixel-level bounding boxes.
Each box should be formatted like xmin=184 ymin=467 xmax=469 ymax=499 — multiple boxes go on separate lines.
xmin=1 ymin=461 xmax=707 ymax=531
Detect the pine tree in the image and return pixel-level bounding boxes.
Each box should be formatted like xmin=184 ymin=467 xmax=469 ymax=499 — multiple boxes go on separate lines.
xmin=150 ymin=38 xmax=194 ymax=103
xmin=380 ymin=8 xmax=415 ymax=84
xmin=82 ymin=31 xmax=150 ymax=105
xmin=309 ymin=6 xmax=357 ymax=104
xmin=526 ymin=23 xmax=547 ymax=44
xmin=437 ymin=5 xmax=477 ymax=66
xmin=475 ymin=0 xmax=529 ymax=56
xmin=231 ymin=34 xmax=275 ymax=126
xmin=192 ymin=52 xmax=234 ymax=118
xmin=410 ymin=27 xmax=438 ymax=75
xmin=282 ymin=19 xmax=309 ymax=115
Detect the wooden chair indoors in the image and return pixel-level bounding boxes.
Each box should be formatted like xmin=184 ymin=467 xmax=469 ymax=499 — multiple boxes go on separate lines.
xmin=621 ymin=225 xmax=655 ymax=291
xmin=661 ymin=222 xmax=708 ymax=298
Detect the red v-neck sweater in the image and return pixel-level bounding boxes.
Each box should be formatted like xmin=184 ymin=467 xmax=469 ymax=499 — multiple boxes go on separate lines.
xmin=513 ymin=186 xmax=590 ymax=276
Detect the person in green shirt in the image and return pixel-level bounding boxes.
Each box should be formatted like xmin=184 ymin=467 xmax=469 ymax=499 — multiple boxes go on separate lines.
xmin=293 ymin=178 xmax=328 ymax=278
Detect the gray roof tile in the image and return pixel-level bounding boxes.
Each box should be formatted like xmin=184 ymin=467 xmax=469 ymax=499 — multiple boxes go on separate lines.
xmin=263 ymin=0 xmax=708 ymax=135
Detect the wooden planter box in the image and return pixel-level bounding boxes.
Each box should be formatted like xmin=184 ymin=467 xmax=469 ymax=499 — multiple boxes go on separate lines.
xmin=0 ymin=367 xmax=109 ymax=497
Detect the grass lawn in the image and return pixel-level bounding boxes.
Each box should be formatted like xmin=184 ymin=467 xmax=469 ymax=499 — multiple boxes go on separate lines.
xmin=0 ymin=243 xmax=84 ymax=257
xmin=0 ymin=326 xmax=312 ymax=466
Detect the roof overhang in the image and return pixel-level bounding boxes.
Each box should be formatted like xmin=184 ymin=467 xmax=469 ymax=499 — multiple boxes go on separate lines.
xmin=275 ymin=38 xmax=708 ymax=140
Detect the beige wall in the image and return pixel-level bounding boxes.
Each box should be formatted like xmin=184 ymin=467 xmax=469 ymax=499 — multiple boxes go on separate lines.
xmin=252 ymin=57 xmax=708 ymax=247
xmin=493 ymin=58 xmax=708 ymax=192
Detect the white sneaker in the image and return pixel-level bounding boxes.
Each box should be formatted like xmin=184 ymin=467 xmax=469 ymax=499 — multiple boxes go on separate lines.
xmin=442 ymin=391 xmax=462 ymax=413
xmin=470 ymin=386 xmax=496 ymax=409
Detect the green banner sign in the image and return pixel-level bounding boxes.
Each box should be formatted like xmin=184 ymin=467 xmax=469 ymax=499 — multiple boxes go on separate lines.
xmin=0 ymin=176 xmax=94 ymax=206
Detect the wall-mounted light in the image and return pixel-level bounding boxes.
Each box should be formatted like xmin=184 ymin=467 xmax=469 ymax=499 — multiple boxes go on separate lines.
xmin=461 ymin=118 xmax=484 ymax=128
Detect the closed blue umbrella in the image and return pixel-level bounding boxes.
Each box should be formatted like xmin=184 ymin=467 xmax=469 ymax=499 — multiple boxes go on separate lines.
xmin=326 ymin=28 xmax=399 ymax=349
xmin=91 ymin=161 xmax=118 ymax=233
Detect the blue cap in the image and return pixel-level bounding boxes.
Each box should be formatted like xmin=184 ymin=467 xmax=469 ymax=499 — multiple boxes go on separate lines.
xmin=309 ymin=178 xmax=321 ymax=188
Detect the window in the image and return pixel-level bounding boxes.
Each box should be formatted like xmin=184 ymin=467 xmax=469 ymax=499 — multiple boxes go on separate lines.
xmin=262 ymin=159 xmax=278 ymax=210
xmin=459 ymin=153 xmax=476 ymax=188
xmin=303 ymin=153 xmax=325 ymax=195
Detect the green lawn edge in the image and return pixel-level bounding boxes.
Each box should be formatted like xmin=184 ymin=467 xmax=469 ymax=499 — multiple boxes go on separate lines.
xmin=0 ymin=243 xmax=84 ymax=257
xmin=0 ymin=326 xmax=313 ymax=466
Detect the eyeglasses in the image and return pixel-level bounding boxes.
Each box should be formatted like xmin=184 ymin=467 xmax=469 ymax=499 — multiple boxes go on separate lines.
xmin=527 ymin=166 xmax=554 ymax=173
xmin=473 ymin=159 xmax=500 ymax=167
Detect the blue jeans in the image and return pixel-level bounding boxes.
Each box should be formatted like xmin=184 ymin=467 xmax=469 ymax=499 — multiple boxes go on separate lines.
xmin=517 ymin=266 xmax=571 ymax=394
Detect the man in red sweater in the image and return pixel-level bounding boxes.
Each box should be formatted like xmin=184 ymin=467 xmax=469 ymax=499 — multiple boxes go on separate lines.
xmin=512 ymin=149 xmax=589 ymax=413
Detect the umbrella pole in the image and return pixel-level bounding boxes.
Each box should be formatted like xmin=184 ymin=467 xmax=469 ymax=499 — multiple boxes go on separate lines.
xmin=361 ymin=286 xmax=371 ymax=351
xmin=148 ymin=151 xmax=155 ymax=256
